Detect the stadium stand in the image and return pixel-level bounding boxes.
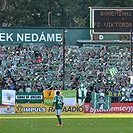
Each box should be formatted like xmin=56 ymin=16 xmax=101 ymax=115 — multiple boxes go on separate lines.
xmin=0 ymin=44 xmax=132 ymax=102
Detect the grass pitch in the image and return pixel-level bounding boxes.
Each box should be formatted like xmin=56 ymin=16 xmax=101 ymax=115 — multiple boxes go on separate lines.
xmin=0 ymin=114 xmax=133 ymax=133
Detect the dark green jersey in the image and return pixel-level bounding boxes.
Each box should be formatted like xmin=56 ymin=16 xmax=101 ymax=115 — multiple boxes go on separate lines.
xmin=53 ymin=95 xmax=64 ymax=109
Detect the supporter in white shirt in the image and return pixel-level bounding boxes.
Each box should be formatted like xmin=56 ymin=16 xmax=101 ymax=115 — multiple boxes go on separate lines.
xmin=129 ymin=76 xmax=133 ymax=85
xmin=127 ymin=75 xmax=133 ymax=90
xmin=25 ymin=87 xmax=32 ymax=93
xmin=11 ymin=63 xmax=17 ymax=71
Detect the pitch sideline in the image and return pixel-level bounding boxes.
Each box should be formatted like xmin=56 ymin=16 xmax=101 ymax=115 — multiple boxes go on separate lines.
xmin=0 ymin=114 xmax=133 ymax=119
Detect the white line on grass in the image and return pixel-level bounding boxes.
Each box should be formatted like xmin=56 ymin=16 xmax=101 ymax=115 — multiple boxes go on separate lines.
xmin=0 ymin=114 xmax=133 ymax=119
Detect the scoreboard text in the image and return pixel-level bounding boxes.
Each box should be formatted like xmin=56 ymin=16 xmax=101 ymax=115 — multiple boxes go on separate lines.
xmin=93 ymin=9 xmax=133 ymax=32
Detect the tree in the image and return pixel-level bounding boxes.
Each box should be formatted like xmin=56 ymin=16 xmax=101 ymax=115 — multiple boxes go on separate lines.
xmin=0 ymin=0 xmax=133 ymax=27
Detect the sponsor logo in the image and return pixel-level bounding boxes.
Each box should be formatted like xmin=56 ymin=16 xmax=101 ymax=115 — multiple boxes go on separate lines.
xmin=47 ymin=91 xmax=52 ymax=97
xmin=3 ymin=106 xmax=15 ymax=114
xmin=84 ymin=104 xmax=89 ymax=112
xmin=89 ymin=106 xmax=133 ymax=113
xmin=16 ymin=104 xmax=46 ymax=113
xmin=7 ymin=94 xmax=12 ymax=101
xmin=15 ymin=104 xmax=84 ymax=114
xmin=48 ymin=106 xmax=84 ymax=112
xmin=84 ymin=103 xmax=133 ymax=113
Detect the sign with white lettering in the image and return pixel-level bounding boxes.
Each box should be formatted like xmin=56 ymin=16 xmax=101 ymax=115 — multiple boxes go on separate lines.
xmin=0 ymin=28 xmax=62 ymax=45
xmin=0 ymin=28 xmax=90 ymax=46
xmin=84 ymin=103 xmax=133 ymax=113
xmin=16 ymin=92 xmax=43 ymax=103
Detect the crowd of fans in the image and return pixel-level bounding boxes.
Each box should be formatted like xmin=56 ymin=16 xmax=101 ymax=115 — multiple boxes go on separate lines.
xmin=0 ymin=44 xmax=132 ymax=97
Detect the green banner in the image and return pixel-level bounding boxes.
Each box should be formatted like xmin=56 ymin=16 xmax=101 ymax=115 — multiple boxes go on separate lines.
xmin=16 ymin=92 xmax=43 ymax=103
xmin=0 ymin=27 xmax=90 ymax=46
xmin=92 ymin=92 xmax=111 ymax=110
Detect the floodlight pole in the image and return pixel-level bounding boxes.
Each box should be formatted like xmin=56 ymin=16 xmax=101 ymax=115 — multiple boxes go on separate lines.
xmin=48 ymin=12 xmax=52 ymax=27
xmin=62 ymin=28 xmax=66 ymax=90
xmin=130 ymin=29 xmax=132 ymax=72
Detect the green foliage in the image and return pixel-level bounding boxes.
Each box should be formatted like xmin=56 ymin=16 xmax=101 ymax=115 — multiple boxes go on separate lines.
xmin=0 ymin=0 xmax=133 ymax=27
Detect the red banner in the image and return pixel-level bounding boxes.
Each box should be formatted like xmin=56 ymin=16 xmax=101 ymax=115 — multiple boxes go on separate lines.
xmin=84 ymin=103 xmax=133 ymax=113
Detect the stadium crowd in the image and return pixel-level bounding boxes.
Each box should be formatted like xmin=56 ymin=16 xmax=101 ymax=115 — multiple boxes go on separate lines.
xmin=0 ymin=44 xmax=131 ymax=97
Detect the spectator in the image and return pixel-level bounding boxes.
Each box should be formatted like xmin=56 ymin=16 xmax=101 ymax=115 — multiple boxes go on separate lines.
xmin=0 ymin=44 xmax=131 ymax=104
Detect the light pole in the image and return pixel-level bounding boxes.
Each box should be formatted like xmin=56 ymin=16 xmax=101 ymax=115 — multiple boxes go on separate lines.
xmin=62 ymin=28 xmax=66 ymax=90
xmin=48 ymin=12 xmax=52 ymax=27
xmin=130 ymin=29 xmax=133 ymax=72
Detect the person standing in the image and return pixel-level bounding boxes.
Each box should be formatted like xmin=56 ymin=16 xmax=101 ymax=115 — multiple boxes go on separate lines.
xmin=127 ymin=75 xmax=133 ymax=90
xmin=52 ymin=91 xmax=64 ymax=126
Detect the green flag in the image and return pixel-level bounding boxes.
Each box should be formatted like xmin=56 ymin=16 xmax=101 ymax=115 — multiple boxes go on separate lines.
xmin=92 ymin=92 xmax=111 ymax=110
xmin=109 ymin=67 xmax=118 ymax=77
xmin=121 ymin=87 xmax=133 ymax=102
xmin=78 ymin=83 xmax=87 ymax=106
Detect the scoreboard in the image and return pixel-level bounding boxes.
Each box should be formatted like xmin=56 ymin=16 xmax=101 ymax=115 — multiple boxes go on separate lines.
xmin=90 ymin=7 xmax=133 ymax=41
xmin=93 ymin=9 xmax=132 ymax=32
xmin=92 ymin=34 xmax=130 ymax=41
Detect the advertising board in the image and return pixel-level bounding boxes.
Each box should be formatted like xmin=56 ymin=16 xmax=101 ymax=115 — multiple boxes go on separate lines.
xmin=15 ymin=103 xmax=83 ymax=114
xmin=0 ymin=105 xmax=15 ymax=114
xmin=84 ymin=103 xmax=133 ymax=113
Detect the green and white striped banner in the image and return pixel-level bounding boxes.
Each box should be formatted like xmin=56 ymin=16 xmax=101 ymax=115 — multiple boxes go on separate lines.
xmin=92 ymin=92 xmax=111 ymax=110
xmin=109 ymin=67 xmax=118 ymax=77
xmin=78 ymin=83 xmax=87 ymax=106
